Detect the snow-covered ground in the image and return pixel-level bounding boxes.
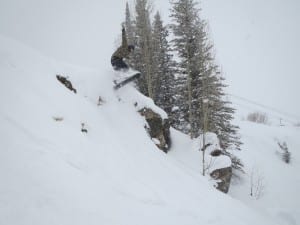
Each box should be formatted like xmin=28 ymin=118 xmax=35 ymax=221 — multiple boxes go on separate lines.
xmin=2 ymin=34 xmax=299 ymax=225
xmin=230 ymin=121 xmax=300 ymax=225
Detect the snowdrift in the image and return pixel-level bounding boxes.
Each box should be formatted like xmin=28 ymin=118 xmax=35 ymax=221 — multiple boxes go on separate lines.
xmin=0 ymin=35 xmax=289 ymax=225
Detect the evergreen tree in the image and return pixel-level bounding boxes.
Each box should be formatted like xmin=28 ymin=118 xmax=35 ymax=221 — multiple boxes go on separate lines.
xmin=151 ymin=12 xmax=175 ymax=118
xmin=170 ymin=0 xmax=242 ymax=166
xmin=134 ymin=0 xmax=154 ymax=98
xmin=201 ymin=65 xmax=243 ymax=170
xmin=124 ymin=2 xmax=137 ymax=68
xmin=125 ymin=2 xmax=135 ymax=44
xmin=171 ymin=73 xmax=190 ymax=132
xmin=170 ymin=0 xmax=212 ymax=138
xmin=120 ymin=1 xmax=242 ymax=171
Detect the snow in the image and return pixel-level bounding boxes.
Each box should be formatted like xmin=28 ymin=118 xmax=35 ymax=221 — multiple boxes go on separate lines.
xmin=0 ymin=0 xmax=299 ymax=223
xmin=0 ymin=34 xmax=289 ymax=225
xmin=229 ymin=121 xmax=300 ymax=225
xmin=191 ymin=132 xmax=232 ymax=172
xmin=117 ymin=84 xmax=168 ymax=120
xmin=168 ymin=130 xmax=232 ymax=180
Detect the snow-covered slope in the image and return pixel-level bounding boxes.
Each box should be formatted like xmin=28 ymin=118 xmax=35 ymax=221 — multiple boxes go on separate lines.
xmin=0 ymin=35 xmax=286 ymax=225
xmin=169 ymin=118 xmax=300 ymax=225
xmin=230 ymin=121 xmax=300 ymax=225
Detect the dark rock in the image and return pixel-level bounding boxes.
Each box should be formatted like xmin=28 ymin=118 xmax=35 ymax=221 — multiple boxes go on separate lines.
xmin=56 ymin=75 xmax=77 ymax=94
xmin=139 ymin=108 xmax=171 ymax=152
xmin=210 ymin=167 xmax=232 ymax=193
xmin=210 ymin=149 xmax=223 ymax=157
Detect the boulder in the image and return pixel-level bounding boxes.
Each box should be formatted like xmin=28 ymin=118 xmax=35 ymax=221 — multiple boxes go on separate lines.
xmin=139 ymin=107 xmax=170 ymax=152
xmin=210 ymin=167 xmax=232 ymax=193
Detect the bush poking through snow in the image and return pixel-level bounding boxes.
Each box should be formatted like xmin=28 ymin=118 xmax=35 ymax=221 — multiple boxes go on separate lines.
xmin=81 ymin=123 xmax=88 ymax=133
xmin=53 ymin=116 xmax=64 ymax=122
xmin=247 ymin=112 xmax=269 ymax=124
xmin=97 ymin=96 xmax=105 ymax=106
xmin=277 ymin=141 xmax=291 ymax=164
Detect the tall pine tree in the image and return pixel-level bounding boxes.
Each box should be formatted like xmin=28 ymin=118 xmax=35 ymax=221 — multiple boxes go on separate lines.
xmin=170 ymin=0 xmax=242 ymax=165
xmin=124 ymin=2 xmax=136 ymax=68
xmin=125 ymin=2 xmax=135 ymax=44
xmin=151 ymin=12 xmax=175 ymax=119
xmin=170 ymin=0 xmax=212 ymax=138
xmin=134 ymin=0 xmax=154 ymax=98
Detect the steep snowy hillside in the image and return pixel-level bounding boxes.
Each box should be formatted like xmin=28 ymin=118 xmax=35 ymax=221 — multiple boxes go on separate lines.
xmin=0 ymin=35 xmax=282 ymax=225
xmin=230 ymin=121 xmax=300 ymax=225
xmin=168 ymin=115 xmax=300 ymax=225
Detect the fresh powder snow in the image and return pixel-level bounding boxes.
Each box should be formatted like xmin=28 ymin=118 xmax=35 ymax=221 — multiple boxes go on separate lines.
xmin=1 ymin=34 xmax=293 ymax=225
xmin=0 ymin=0 xmax=299 ymax=224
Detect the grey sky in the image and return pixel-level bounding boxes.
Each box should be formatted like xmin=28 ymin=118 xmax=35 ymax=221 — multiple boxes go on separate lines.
xmin=201 ymin=0 xmax=300 ymax=121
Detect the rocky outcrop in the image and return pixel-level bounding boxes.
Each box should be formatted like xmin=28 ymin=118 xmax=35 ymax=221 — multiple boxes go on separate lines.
xmin=56 ymin=75 xmax=77 ymax=93
xmin=139 ymin=107 xmax=170 ymax=153
xmin=210 ymin=166 xmax=232 ymax=193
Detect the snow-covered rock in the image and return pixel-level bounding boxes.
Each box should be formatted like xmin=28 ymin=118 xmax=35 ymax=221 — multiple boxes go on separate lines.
xmin=139 ymin=107 xmax=171 ymax=152
xmin=210 ymin=167 xmax=232 ymax=193
xmin=191 ymin=132 xmax=233 ymax=193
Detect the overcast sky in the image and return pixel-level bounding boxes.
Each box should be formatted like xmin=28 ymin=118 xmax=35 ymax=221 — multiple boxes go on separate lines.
xmin=0 ymin=0 xmax=299 ymax=121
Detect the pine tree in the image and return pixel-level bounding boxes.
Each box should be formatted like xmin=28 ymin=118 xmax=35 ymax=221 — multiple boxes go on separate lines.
xmin=134 ymin=0 xmax=154 ymax=98
xmin=201 ymin=65 xmax=243 ymax=170
xmin=124 ymin=2 xmax=137 ymax=68
xmin=151 ymin=12 xmax=175 ymax=118
xmin=125 ymin=2 xmax=135 ymax=44
xmin=171 ymin=73 xmax=190 ymax=133
xmin=170 ymin=0 xmax=212 ymax=138
xmin=170 ymin=0 xmax=242 ymax=169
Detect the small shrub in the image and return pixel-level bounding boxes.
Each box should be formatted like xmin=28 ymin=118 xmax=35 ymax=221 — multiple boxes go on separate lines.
xmin=277 ymin=141 xmax=291 ymax=164
xmin=97 ymin=96 xmax=105 ymax=106
xmin=282 ymin=151 xmax=291 ymax=164
xmin=81 ymin=123 xmax=88 ymax=133
xmin=53 ymin=116 xmax=64 ymax=122
xmin=247 ymin=112 xmax=269 ymax=124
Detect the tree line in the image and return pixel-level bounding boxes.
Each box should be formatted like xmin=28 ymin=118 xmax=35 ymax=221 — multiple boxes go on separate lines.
xmin=121 ymin=0 xmax=242 ymax=172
